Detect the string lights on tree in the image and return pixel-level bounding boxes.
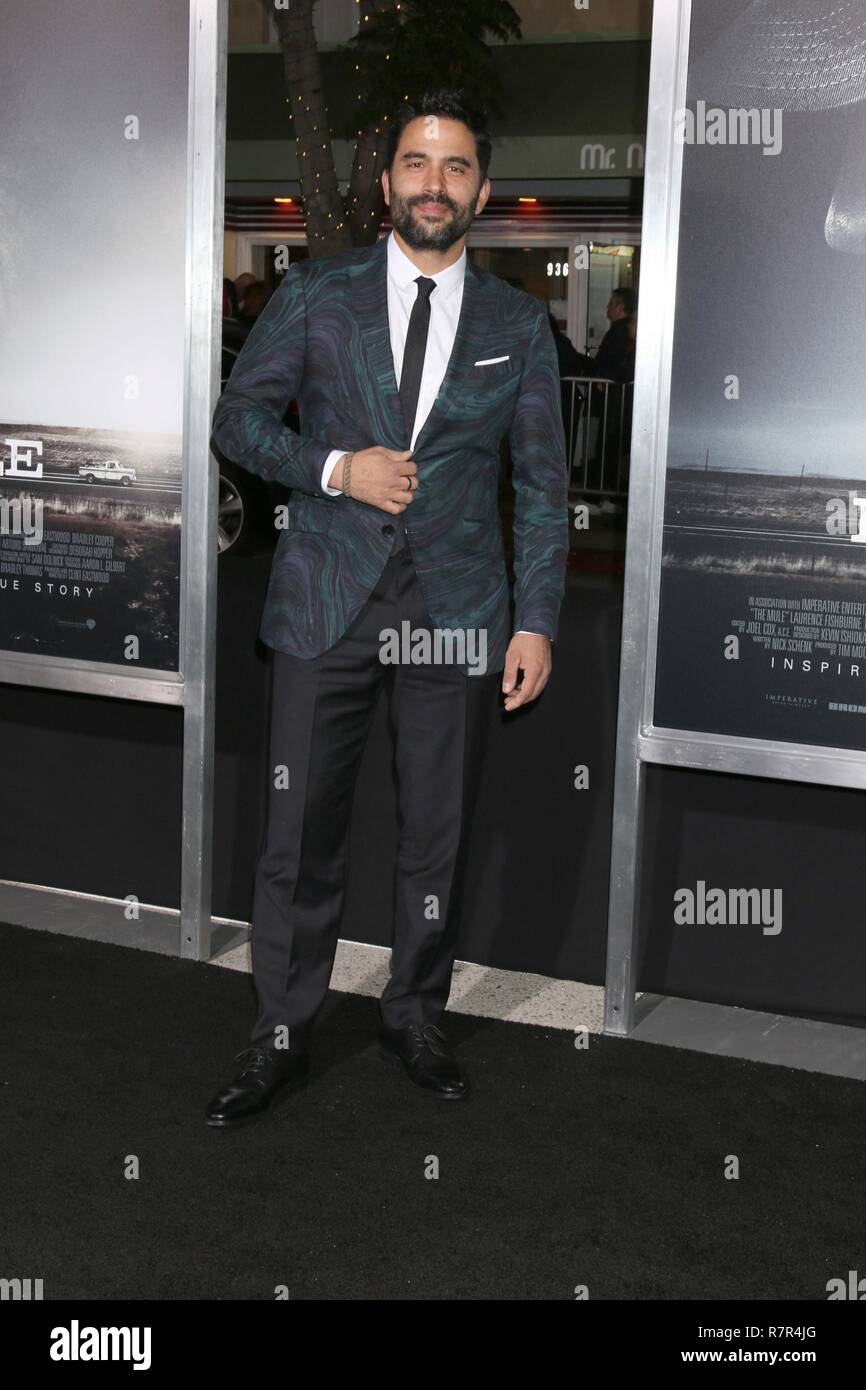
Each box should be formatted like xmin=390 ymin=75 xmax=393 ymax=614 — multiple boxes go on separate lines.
xmin=268 ymin=0 xmax=516 ymax=255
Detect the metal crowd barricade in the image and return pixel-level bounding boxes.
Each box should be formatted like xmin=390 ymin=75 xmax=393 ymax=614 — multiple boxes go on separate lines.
xmin=560 ymin=376 xmax=634 ymax=502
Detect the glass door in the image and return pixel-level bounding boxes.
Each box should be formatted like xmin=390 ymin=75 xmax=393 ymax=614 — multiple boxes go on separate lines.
xmin=584 ymin=243 xmax=638 ymax=357
xmin=467 ymin=244 xmax=570 ymax=326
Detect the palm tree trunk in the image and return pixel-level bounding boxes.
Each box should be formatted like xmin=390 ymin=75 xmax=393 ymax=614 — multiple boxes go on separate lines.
xmin=347 ymin=124 xmax=387 ymax=246
xmin=268 ymin=0 xmax=351 ymax=258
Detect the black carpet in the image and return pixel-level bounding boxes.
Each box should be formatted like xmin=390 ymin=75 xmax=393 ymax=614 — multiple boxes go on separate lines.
xmin=1 ymin=919 xmax=863 ymax=1301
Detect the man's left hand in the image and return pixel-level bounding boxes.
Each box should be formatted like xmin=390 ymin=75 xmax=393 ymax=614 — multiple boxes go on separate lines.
xmin=501 ymin=634 xmax=552 ymax=712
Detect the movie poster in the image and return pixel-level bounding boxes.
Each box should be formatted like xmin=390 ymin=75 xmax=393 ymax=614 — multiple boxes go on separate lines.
xmin=0 ymin=0 xmax=189 ymax=673
xmin=653 ymin=0 xmax=866 ymax=750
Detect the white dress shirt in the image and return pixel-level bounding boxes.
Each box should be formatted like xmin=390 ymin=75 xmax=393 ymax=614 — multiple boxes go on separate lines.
xmin=319 ymin=229 xmax=542 ymax=639
xmin=321 ymin=230 xmax=464 ymax=488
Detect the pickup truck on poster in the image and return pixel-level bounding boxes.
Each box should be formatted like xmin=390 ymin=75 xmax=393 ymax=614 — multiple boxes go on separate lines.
xmin=78 ymin=459 xmax=136 ymax=486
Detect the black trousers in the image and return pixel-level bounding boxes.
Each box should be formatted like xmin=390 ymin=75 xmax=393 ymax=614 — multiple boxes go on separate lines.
xmin=249 ymin=546 xmax=500 ymax=1052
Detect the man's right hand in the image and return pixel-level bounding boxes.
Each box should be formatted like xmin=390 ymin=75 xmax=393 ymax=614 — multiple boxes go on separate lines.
xmin=328 ymin=448 xmax=418 ymax=514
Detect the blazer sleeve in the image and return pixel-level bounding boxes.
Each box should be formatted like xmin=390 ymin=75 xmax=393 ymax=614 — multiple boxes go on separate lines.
xmin=210 ymin=263 xmax=335 ymax=497
xmin=507 ymin=306 xmax=570 ymax=641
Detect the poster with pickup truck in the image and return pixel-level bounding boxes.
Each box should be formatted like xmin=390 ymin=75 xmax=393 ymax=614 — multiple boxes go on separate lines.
xmin=0 ymin=428 xmax=183 ymax=669
xmin=652 ymin=0 xmax=866 ymax=751
xmin=0 ymin=0 xmax=188 ymax=673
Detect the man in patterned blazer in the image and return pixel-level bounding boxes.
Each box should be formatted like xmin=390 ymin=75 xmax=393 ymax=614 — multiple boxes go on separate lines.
xmin=206 ymin=90 xmax=568 ymax=1127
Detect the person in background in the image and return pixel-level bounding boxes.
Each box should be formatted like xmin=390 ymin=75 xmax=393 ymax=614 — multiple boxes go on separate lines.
xmin=616 ymin=314 xmax=637 ymax=484
xmin=237 ymin=280 xmax=273 ymax=322
xmin=574 ymin=287 xmax=636 ymax=382
xmin=547 ymin=312 xmax=584 ymax=471
xmin=233 ymin=271 xmax=257 ymax=311
xmin=223 ymin=278 xmax=240 ymax=319
xmin=615 ymin=312 xmax=637 ymax=398
xmin=620 ymin=313 xmax=637 ymax=383
xmin=573 ymin=287 xmax=637 ymax=514
xmin=223 ymin=281 xmax=276 ymax=362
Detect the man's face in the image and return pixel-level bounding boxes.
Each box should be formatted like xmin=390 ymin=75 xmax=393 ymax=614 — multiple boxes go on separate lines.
xmin=607 ymin=295 xmax=626 ymax=322
xmin=382 ymin=116 xmax=490 ymax=252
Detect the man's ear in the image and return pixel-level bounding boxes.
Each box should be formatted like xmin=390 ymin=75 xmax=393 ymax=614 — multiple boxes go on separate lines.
xmin=474 ymin=176 xmax=491 ymax=217
xmin=381 ymin=167 xmax=390 ymax=206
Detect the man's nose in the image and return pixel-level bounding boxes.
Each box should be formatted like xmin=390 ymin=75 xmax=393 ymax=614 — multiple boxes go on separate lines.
xmin=825 ymin=102 xmax=866 ymax=254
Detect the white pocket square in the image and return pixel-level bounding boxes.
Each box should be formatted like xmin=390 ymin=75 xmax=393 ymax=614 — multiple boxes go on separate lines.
xmin=473 ymin=355 xmax=510 ymax=366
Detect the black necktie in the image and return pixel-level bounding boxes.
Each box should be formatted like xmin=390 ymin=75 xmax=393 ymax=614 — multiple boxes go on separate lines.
xmin=390 ymin=276 xmax=436 ymax=555
xmin=399 ymin=275 xmax=437 ymax=439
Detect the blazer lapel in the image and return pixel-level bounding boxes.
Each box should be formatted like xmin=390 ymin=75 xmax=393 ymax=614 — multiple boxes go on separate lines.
xmin=348 ymin=237 xmax=407 ymax=451
xmin=411 ymin=257 xmax=498 ymax=454
xmin=347 ymin=238 xmax=498 ymax=454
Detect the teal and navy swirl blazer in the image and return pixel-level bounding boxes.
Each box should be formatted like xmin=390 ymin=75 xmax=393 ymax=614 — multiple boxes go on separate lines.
xmin=211 ymin=234 xmax=569 ymax=671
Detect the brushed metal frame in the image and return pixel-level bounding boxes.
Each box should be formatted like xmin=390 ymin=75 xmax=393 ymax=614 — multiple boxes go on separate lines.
xmin=604 ymin=0 xmax=866 ymax=1036
xmin=179 ymin=0 xmax=227 ymax=959
xmin=0 ymin=0 xmax=227 ymax=960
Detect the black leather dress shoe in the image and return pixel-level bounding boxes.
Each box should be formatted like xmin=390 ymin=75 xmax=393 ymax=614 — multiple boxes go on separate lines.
xmin=378 ymin=1023 xmax=469 ymax=1099
xmin=205 ymin=1045 xmax=310 ymax=1128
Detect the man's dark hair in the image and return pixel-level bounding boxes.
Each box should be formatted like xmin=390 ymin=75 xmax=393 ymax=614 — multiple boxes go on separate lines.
xmin=386 ymin=89 xmax=492 ymax=184
xmin=612 ymin=287 xmax=637 ymax=318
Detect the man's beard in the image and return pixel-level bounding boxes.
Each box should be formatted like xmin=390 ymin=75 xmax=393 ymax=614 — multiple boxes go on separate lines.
xmin=390 ymin=191 xmax=477 ymax=251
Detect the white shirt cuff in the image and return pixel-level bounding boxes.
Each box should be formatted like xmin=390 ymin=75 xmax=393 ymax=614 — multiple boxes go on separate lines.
xmin=322 ymin=449 xmax=348 ymax=495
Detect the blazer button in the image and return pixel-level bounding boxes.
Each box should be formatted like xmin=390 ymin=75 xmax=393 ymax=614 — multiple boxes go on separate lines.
xmin=382 ymin=523 xmax=395 ymax=537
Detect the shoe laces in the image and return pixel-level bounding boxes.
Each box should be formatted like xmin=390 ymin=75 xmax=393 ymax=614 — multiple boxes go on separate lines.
xmin=408 ymin=1024 xmax=448 ymax=1058
xmin=233 ymin=1046 xmax=273 ymax=1074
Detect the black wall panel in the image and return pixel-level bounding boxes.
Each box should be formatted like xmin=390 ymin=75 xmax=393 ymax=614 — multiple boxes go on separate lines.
xmin=1 ymin=561 xmax=864 ymax=1027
